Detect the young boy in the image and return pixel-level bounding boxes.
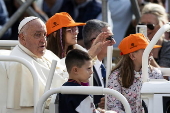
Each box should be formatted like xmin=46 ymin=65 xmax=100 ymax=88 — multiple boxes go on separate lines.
xmin=58 ymin=49 xmax=100 ymax=113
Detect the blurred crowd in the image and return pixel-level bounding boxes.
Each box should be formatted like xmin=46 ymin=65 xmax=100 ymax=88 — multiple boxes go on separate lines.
xmin=1 ymin=0 xmax=169 ymax=44
xmin=0 ymin=0 xmax=169 ymax=69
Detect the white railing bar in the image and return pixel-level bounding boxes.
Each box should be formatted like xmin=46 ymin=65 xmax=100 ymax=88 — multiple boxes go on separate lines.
xmin=142 ymin=22 xmax=170 ymax=82
xmin=36 ymin=86 xmax=131 ymax=113
xmin=0 ymin=40 xmax=18 ymax=46
xmin=0 ymin=55 xmax=39 ymax=113
xmin=44 ymin=60 xmax=57 ymax=93
xmin=105 ymin=46 xmax=113 ymax=109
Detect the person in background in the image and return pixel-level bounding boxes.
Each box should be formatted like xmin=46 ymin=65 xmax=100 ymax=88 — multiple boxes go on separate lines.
xmin=0 ymin=0 xmax=11 ymax=39
xmin=106 ymin=33 xmax=163 ymax=113
xmin=4 ymin=0 xmax=48 ymax=40
xmin=36 ymin=0 xmax=113 ymax=47
xmin=4 ymin=16 xmax=66 ymax=112
xmin=82 ymin=19 xmax=116 ymax=108
xmin=140 ymin=2 xmax=169 ymax=63
xmin=108 ymin=0 xmax=133 ymax=47
xmin=59 ymin=49 xmax=106 ymax=113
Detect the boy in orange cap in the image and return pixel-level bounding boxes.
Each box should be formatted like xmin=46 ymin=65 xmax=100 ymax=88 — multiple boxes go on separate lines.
xmin=106 ymin=33 xmax=163 ymax=113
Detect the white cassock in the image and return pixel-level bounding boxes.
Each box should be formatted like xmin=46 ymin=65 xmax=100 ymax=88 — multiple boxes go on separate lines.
xmin=3 ymin=44 xmax=68 ymax=113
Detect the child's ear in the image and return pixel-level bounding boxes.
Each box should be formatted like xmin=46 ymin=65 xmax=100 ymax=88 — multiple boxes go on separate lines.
xmin=72 ymin=66 xmax=78 ymax=73
xmin=129 ymin=53 xmax=136 ymax=60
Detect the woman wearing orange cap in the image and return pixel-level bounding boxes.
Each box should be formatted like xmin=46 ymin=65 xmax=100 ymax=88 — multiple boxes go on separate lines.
xmin=106 ymin=33 xmax=163 ymax=113
xmin=46 ymin=12 xmax=111 ymax=59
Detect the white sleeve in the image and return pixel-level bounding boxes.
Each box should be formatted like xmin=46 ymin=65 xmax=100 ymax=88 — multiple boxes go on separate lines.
xmin=75 ymin=96 xmax=97 ymax=113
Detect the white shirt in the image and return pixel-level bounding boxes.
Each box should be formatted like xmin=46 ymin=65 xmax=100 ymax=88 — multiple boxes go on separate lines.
xmin=94 ymin=60 xmax=104 ymax=87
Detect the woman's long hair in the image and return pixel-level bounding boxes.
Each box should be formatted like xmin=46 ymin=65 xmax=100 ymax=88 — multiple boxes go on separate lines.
xmin=111 ymin=54 xmax=134 ymax=88
xmin=47 ymin=27 xmax=74 ymax=58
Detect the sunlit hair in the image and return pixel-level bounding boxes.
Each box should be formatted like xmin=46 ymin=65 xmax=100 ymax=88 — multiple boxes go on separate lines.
xmin=142 ymin=3 xmax=168 ymax=24
xmin=65 ymin=49 xmax=92 ymax=73
xmin=46 ymin=27 xmax=74 ymax=58
xmin=111 ymin=54 xmax=134 ymax=88
xmin=82 ymin=19 xmax=109 ymax=49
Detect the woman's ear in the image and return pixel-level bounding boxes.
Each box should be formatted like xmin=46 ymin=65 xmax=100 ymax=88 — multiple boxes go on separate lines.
xmin=129 ymin=53 xmax=136 ymax=60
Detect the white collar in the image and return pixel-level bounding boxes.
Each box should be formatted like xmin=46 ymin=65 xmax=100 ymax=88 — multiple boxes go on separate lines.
xmin=18 ymin=43 xmax=45 ymax=59
xmin=94 ymin=59 xmax=102 ymax=70
xmin=134 ymin=70 xmax=142 ymax=78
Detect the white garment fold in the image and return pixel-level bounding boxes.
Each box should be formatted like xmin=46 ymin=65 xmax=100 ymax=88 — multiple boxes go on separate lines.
xmin=5 ymin=45 xmax=68 ymax=109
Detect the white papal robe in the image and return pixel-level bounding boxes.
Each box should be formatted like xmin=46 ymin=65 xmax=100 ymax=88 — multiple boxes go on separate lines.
xmin=3 ymin=44 xmax=68 ymax=112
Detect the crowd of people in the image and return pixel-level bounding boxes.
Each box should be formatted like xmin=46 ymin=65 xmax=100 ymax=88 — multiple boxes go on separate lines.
xmin=0 ymin=0 xmax=170 ymax=113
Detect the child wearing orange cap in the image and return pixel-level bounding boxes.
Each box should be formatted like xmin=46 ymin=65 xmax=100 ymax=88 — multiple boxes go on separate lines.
xmin=106 ymin=33 xmax=163 ymax=113
xmin=46 ymin=12 xmax=86 ymax=59
xmin=46 ymin=12 xmax=112 ymax=59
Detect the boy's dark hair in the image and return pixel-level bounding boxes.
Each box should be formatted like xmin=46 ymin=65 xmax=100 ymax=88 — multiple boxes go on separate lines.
xmin=65 ymin=49 xmax=92 ymax=73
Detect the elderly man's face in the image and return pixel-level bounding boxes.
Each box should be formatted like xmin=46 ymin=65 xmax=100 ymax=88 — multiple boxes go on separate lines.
xmin=20 ymin=19 xmax=47 ymax=58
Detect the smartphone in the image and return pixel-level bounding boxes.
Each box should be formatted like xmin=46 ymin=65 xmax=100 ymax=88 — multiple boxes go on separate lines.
xmin=136 ymin=25 xmax=147 ymax=38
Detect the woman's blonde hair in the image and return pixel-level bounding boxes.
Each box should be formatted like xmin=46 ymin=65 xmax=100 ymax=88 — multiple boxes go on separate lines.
xmin=142 ymin=3 xmax=168 ymax=24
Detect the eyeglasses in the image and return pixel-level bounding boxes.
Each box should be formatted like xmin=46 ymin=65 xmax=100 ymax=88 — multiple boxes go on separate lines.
xmin=90 ymin=35 xmax=114 ymax=42
xmin=66 ymin=26 xmax=79 ymax=34
xmin=138 ymin=23 xmax=156 ymax=30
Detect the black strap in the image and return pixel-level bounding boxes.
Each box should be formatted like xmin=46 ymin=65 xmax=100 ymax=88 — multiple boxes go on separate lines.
xmin=142 ymin=100 xmax=148 ymax=113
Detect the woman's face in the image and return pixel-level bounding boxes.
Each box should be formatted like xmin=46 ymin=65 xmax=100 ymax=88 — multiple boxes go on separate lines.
xmin=65 ymin=26 xmax=79 ymax=46
xmin=140 ymin=13 xmax=161 ymax=40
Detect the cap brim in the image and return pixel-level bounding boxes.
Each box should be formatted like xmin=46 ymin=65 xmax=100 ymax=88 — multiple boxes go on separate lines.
xmin=66 ymin=22 xmax=86 ymax=27
xmin=153 ymin=45 xmax=161 ymax=48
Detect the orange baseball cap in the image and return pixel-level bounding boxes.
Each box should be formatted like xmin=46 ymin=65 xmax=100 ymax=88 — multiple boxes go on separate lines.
xmin=46 ymin=12 xmax=86 ymax=35
xmin=118 ymin=33 xmax=161 ymax=55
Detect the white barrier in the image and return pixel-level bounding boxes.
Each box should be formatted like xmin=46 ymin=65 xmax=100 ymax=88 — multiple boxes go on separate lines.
xmin=36 ymin=86 xmax=131 ymax=113
xmin=0 ymin=55 xmax=39 ymax=113
xmin=142 ymin=22 xmax=170 ymax=82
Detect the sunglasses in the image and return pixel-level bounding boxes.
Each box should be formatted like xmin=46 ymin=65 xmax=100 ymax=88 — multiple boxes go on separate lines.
xmin=138 ymin=23 xmax=155 ymax=30
xmin=90 ymin=35 xmax=114 ymax=42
